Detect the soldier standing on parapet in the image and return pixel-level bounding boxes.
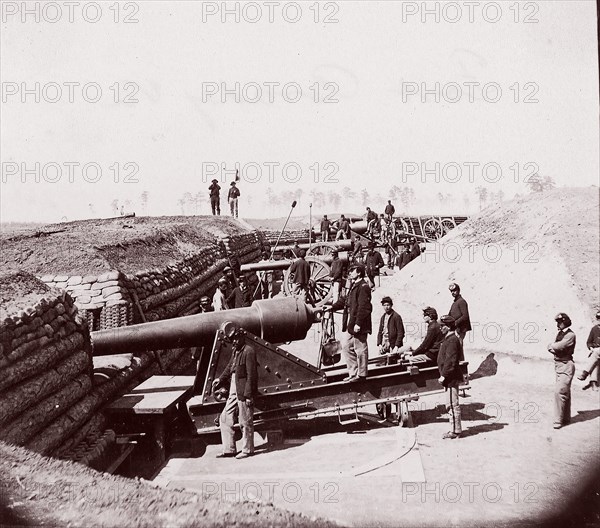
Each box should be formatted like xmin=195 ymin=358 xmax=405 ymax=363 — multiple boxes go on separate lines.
xmin=384 ymin=200 xmax=395 ymax=221
xmin=209 ymin=179 xmax=221 ymax=215
xmin=320 ymin=215 xmax=331 ymax=242
xmin=228 ymin=181 xmax=240 ymax=218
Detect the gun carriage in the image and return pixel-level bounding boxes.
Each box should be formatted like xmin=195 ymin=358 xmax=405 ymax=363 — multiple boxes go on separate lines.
xmin=93 ymin=298 xmax=469 ymax=475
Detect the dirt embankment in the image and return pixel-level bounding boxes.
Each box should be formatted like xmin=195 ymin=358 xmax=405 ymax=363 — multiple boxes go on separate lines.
xmin=0 ymin=442 xmax=337 ymax=528
xmin=0 ymin=216 xmax=254 ymax=276
xmin=390 ymin=187 xmax=599 ymax=360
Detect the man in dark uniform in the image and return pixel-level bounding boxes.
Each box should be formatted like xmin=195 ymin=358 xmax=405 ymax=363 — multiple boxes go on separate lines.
xmin=402 ymin=306 xmax=443 ymax=364
xmin=199 ymin=296 xmax=214 ymax=312
xmin=409 ymin=238 xmax=421 ymax=261
xmin=397 ymin=245 xmax=412 ymax=270
xmin=288 ymin=249 xmax=312 ymax=302
xmin=384 ymin=200 xmax=395 ymax=221
xmin=547 ymin=313 xmax=576 ymax=429
xmin=438 ymin=315 xmax=464 ymax=439
xmin=377 ymin=296 xmax=404 ymax=363
xmin=352 ymin=237 xmax=364 ymax=264
xmin=226 ymin=277 xmax=252 ymax=308
xmin=331 ymin=264 xmax=372 ymax=382
xmin=222 ymin=266 xmax=237 ymax=298
xmin=336 ymin=215 xmax=350 ymax=240
xmin=208 ymin=179 xmax=221 ymax=215
xmin=448 ymin=283 xmax=471 ymax=345
xmin=329 ymin=249 xmax=346 ymax=303
xmin=365 ymin=243 xmax=384 ymax=290
xmin=320 ymin=215 xmax=332 ymax=242
xmin=213 ymin=326 xmax=258 ymax=458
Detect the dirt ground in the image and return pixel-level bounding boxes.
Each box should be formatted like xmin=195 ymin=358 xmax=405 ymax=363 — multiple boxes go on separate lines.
xmin=1 ymin=188 xmax=598 ymax=527
xmin=0 ymin=441 xmax=337 ymax=528
xmin=0 ymin=216 xmax=253 ymax=276
xmin=157 ymin=348 xmax=600 ymax=528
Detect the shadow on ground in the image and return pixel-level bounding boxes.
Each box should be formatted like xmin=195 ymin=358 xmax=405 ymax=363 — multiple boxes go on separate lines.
xmin=470 ymin=353 xmax=498 ymax=380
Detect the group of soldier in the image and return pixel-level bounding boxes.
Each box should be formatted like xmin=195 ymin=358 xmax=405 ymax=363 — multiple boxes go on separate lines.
xmin=208 ymin=177 xmax=241 ymax=218
xmin=327 ymin=276 xmax=471 ymax=439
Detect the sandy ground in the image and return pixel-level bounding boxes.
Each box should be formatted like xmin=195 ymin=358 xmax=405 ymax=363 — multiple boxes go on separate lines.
xmin=158 ymin=352 xmax=599 ymax=527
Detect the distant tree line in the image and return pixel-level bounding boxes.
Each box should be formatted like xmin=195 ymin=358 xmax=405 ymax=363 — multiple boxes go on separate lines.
xmin=106 ymin=178 xmax=557 ymax=218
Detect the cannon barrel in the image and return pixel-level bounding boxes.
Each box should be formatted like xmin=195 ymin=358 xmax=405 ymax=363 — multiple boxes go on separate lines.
xmin=240 ymin=252 xmax=349 ymax=273
xmin=348 ymin=220 xmax=368 ymax=235
xmin=274 ymin=239 xmax=353 ymax=253
xmin=91 ymin=297 xmax=317 ymax=356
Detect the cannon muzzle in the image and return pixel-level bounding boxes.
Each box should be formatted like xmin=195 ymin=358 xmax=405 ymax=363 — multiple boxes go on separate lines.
xmin=91 ymin=297 xmax=318 ymax=356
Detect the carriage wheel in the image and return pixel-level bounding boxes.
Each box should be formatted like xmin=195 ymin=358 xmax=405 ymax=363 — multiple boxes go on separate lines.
xmin=440 ymin=218 xmax=456 ymax=235
xmin=307 ymin=243 xmax=335 ymax=258
xmin=283 ymin=257 xmax=333 ymax=307
xmin=422 ymin=218 xmax=444 ymax=240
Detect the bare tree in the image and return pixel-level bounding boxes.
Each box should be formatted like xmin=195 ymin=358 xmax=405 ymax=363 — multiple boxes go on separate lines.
xmin=360 ymin=189 xmax=370 ymax=207
xmin=327 ymin=190 xmax=342 ymax=210
xmin=140 ymin=191 xmax=149 ymax=215
xmin=475 ymin=187 xmax=488 ymax=211
xmin=110 ymin=199 xmax=119 ymax=216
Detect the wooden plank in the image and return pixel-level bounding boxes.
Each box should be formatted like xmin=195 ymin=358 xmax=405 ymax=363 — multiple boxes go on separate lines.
xmin=105 ymin=376 xmax=195 ymax=415
xmin=131 ymin=375 xmax=195 ymax=391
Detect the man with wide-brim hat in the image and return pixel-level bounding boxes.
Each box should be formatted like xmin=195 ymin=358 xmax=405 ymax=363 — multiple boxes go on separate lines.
xmin=228 ymin=181 xmax=240 ymax=218
xmin=209 ymin=179 xmax=221 ymax=215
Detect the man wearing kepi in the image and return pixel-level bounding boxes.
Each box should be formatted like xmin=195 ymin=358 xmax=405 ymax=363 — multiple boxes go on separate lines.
xmin=547 ymin=313 xmax=576 ymax=429
xmin=438 ymin=315 xmax=464 ymax=439
xmin=213 ymin=327 xmax=258 ymax=459
xmin=377 ymin=296 xmax=404 ymax=364
xmin=332 ymin=264 xmax=372 ymax=382
xmin=448 ymin=283 xmax=471 ymax=345
xmin=403 ymin=306 xmax=443 ymax=365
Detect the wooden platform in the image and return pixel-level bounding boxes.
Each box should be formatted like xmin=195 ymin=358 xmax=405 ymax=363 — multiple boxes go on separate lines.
xmin=105 ymin=375 xmax=195 ymax=415
xmin=104 ymin=375 xmax=196 ymax=478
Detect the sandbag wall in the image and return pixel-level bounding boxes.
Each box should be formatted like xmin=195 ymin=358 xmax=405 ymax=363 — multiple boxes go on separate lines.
xmin=0 ymin=284 xmax=99 ymax=459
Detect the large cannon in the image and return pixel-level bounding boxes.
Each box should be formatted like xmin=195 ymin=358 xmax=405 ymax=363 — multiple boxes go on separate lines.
xmin=240 ymin=253 xmax=350 ymax=306
xmin=91 ymin=297 xmax=317 ymax=356
xmin=97 ymin=297 xmax=470 ymax=474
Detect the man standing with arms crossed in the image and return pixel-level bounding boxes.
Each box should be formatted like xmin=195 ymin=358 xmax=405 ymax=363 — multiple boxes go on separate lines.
xmin=547 ymin=313 xmax=576 ymax=429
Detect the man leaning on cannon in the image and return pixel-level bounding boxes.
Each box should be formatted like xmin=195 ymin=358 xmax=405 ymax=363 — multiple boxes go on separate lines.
xmin=212 ymin=325 xmax=258 ymax=459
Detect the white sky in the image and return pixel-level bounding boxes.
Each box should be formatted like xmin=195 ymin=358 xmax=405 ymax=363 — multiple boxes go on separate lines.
xmin=1 ymin=0 xmax=598 ymax=222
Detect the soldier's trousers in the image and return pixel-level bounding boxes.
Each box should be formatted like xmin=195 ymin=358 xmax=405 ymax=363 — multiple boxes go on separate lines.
xmin=220 ymin=374 xmax=254 ymax=455
xmin=445 ymin=380 xmax=462 ymax=434
xmin=343 ymin=332 xmax=369 ymax=378
xmin=554 ymin=360 xmax=574 ymax=425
